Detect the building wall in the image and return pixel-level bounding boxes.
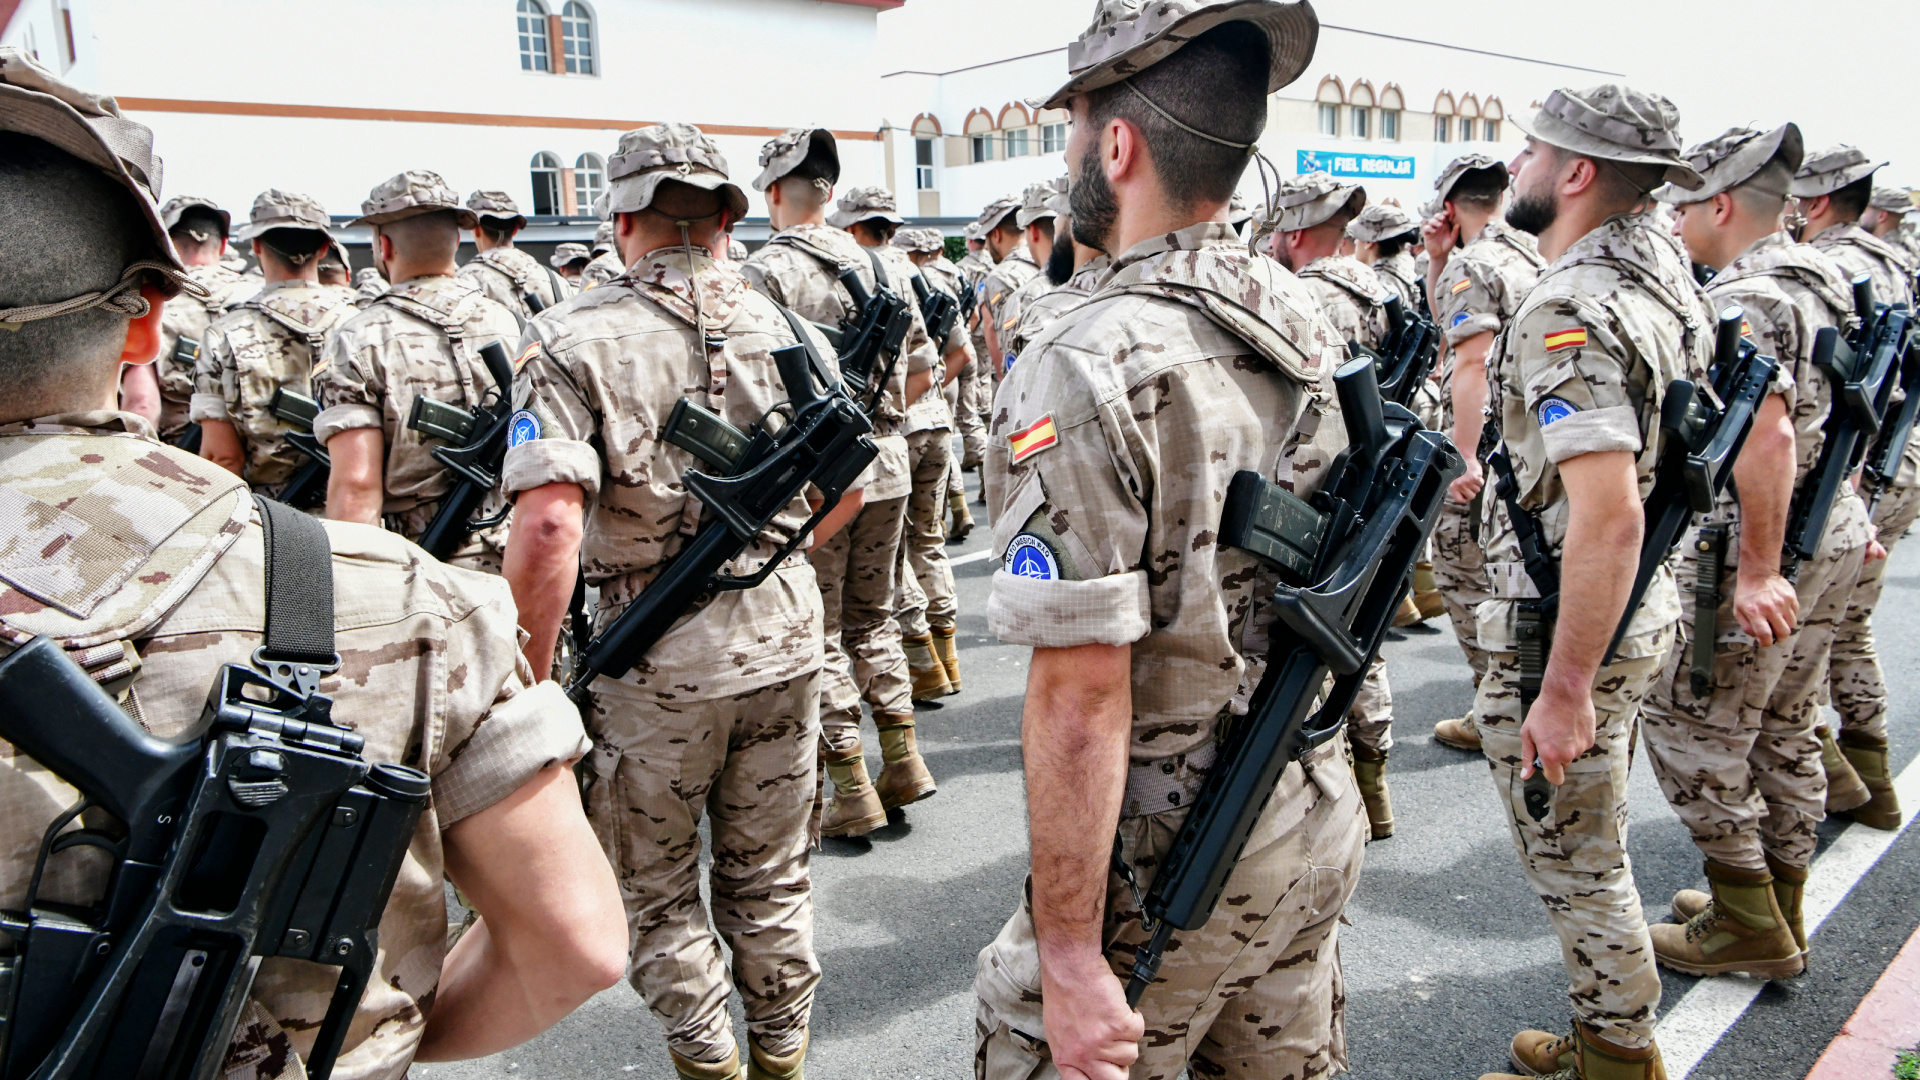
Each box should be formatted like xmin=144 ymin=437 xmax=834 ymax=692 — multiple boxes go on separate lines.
xmin=2 ymin=0 xmax=98 ymax=93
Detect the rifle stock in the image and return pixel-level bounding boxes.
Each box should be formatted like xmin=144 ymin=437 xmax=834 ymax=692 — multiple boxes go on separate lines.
xmin=270 ymin=388 xmax=330 ymax=510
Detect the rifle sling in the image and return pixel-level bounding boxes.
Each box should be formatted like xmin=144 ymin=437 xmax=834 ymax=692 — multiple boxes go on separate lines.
xmin=253 ymin=494 xmax=337 ymax=667
xmin=1690 ymin=525 xmax=1726 ymax=699
xmin=774 ymin=302 xmax=841 ymax=392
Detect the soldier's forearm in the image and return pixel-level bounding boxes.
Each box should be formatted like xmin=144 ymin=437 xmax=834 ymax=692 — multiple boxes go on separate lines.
xmin=1450 ymin=340 xmax=1491 ymax=462
xmin=905 ymin=368 xmax=935 ymax=408
xmin=942 ymin=343 xmax=971 ymax=386
xmin=197 ymin=417 xmax=245 ymax=477
xmin=1546 ymin=450 xmax=1643 ymax=693
xmin=1733 ymin=394 xmax=1796 ymax=576
xmin=501 ymin=483 xmax=586 ymax=677
xmin=323 ymin=427 xmax=387 ymax=526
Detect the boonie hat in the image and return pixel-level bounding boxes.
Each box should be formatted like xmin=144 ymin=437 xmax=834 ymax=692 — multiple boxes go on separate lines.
xmin=466 ymin=189 xmax=526 ymax=229
xmin=1658 ymin=124 xmax=1802 ymax=204
xmin=754 ymin=126 xmax=840 ymax=193
xmin=1267 ymin=171 xmax=1364 ymax=232
xmin=1870 ymin=185 xmax=1914 ymax=213
xmin=828 ymin=185 xmax=905 ymax=230
xmin=1016 ymin=178 xmax=1064 ymax=229
xmin=1432 ymin=153 xmax=1508 ymax=206
xmin=603 ymin=123 xmax=748 ymax=221
xmin=1345 ymin=203 xmax=1418 ymax=243
xmin=551 ymin=241 xmax=591 ymax=268
xmin=1044 ymin=0 xmax=1319 ymax=110
xmin=976 ymin=194 xmax=1022 ymax=234
xmin=1513 ymin=84 xmax=1701 ymax=190
xmin=160 ymin=195 xmax=230 ymax=239
xmin=351 ymin=170 xmax=479 ymax=228
xmin=1791 ymin=144 xmax=1886 ymax=198
xmin=235 ymin=188 xmax=332 ymax=242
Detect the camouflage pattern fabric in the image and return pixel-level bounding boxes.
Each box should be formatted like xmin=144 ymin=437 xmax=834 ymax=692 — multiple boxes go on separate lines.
xmin=1295 ymin=254 xmax=1392 ymax=351
xmin=1809 ymin=223 xmax=1920 ymax=484
xmin=1830 ymin=483 xmax=1920 ymax=742
xmin=894 ymin=428 xmax=956 ymax=638
xmin=1371 ymin=247 xmax=1420 ymax=310
xmin=925 ymin=256 xmax=989 ymax=468
xmin=1006 ymin=253 xmax=1110 ymax=358
xmin=156 ymin=262 xmax=259 ymax=439
xmin=457 ymin=245 xmax=570 ymax=327
xmin=580 ymin=250 xmax=626 ymax=289
xmin=977 ymin=246 xmax=1042 ymax=383
xmin=811 ymin=493 xmax=912 ymax=747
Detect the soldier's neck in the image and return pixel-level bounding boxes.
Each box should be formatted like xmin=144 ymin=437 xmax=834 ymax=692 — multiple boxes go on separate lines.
xmin=1536 ymin=197 xmax=1633 ymax=263
xmin=1109 ymin=198 xmax=1229 ymax=259
xmin=1455 ymin=206 xmax=1497 ymax=246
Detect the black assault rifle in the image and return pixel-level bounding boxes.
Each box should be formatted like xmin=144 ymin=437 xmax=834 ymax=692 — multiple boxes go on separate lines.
xmin=1121 ymin=358 xmax=1463 ymax=1007
xmin=909 ymin=273 xmax=959 ymax=348
xmin=169 ymin=336 xmax=204 ymax=455
xmin=809 ymin=253 xmax=913 ymax=416
xmin=1862 ymin=297 xmax=1920 ymax=516
xmin=564 ymin=339 xmax=878 ymax=707
xmin=408 ymin=342 xmax=517 ymax=561
xmin=269 ymin=387 xmax=330 ymax=510
xmin=1373 ymin=294 xmax=1440 ymax=410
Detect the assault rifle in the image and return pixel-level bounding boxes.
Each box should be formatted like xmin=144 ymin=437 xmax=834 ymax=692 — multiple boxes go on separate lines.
xmin=169 ymin=336 xmax=203 ymax=454
xmin=1862 ymin=308 xmax=1920 ymax=516
xmin=809 ymin=253 xmax=913 ymax=416
xmin=0 ymin=503 xmax=427 ymax=1080
xmin=909 ymin=273 xmax=959 ymax=349
xmin=564 ymin=337 xmax=878 ymax=707
xmin=269 ymin=387 xmax=330 ymax=510
xmin=1373 ymin=294 xmax=1440 ymax=410
xmin=1121 ymin=358 xmax=1462 ymax=1007
xmin=408 ymin=342 xmax=517 ymax=561
xmin=1783 ymin=277 xmax=1909 ymax=573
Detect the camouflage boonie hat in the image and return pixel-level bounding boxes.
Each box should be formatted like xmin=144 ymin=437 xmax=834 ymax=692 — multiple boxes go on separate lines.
xmin=977 ymin=194 xmax=1022 ymax=234
xmin=727 ymin=237 xmax=749 ymax=261
xmin=753 ymin=126 xmax=840 ymax=192
xmin=1432 ymin=152 xmax=1507 ymax=206
xmin=1514 ymin=84 xmax=1702 ymax=190
xmin=1266 ymin=171 xmax=1364 ymax=232
xmin=1044 ymin=0 xmax=1320 ymax=109
xmin=159 ymin=195 xmax=230 ymax=238
xmin=1870 ymin=185 xmax=1914 ymax=213
xmin=351 ymin=170 xmax=478 ymax=228
xmin=591 ymin=219 xmax=615 ymax=254
xmin=550 ymin=241 xmax=591 ymax=267
xmin=1345 ymin=203 xmax=1418 ymax=243
xmin=893 ymin=227 xmax=946 ymax=254
xmin=234 ymin=189 xmax=331 ymax=242
xmin=604 ymin=123 xmax=748 ymax=220
xmin=466 ymin=189 xmax=526 ymax=228
xmin=1657 ymin=124 xmax=1802 ymax=205
xmin=1791 ymin=144 xmax=1885 ymax=198
xmin=963 ymin=221 xmax=983 ymax=241
xmin=1016 ymin=177 xmax=1066 ymax=229
xmin=354 ymin=267 xmax=386 ymax=289
xmin=827 ymin=185 xmax=905 ymax=229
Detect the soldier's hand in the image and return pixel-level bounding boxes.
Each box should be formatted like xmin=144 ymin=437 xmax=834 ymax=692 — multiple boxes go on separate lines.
xmin=1734 ymin=568 xmax=1799 ymax=647
xmin=1040 ymin=953 xmax=1144 ymax=1080
xmin=1866 ymin=536 xmax=1888 ymax=564
xmin=1422 ymin=209 xmax=1460 ymax=263
xmin=1519 ymin=683 xmax=1597 ymax=786
xmin=1448 ymin=459 xmax=1485 ymax=503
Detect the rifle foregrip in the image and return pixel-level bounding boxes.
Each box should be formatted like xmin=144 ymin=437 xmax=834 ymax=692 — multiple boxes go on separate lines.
xmin=478 ymin=341 xmax=514 ymax=399
xmin=1852 ymin=276 xmax=1875 ymax=322
xmin=1713 ymin=305 xmax=1745 ymax=372
xmin=1333 ymin=356 xmax=1388 ymax=460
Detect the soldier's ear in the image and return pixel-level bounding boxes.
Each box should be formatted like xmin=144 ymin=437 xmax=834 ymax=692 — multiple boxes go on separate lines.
xmin=119 ymin=283 xmax=167 ymax=367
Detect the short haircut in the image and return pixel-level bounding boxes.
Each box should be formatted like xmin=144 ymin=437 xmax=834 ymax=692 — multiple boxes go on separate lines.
xmin=0 ymin=133 xmax=155 ymax=407
xmin=1321 ymin=190 xmax=1364 ymax=234
xmin=990 ymin=217 xmax=1024 ymax=241
xmin=1552 ymin=144 xmax=1664 ymax=210
xmin=377 ymin=209 xmax=460 ymax=263
xmin=1376 ymin=231 xmax=1417 ymax=259
xmin=1730 ymin=157 xmax=1793 ymax=218
xmin=1829 ymin=175 xmax=1873 ymax=221
xmin=1447 ymin=166 xmax=1508 ymax=209
xmin=1082 ymin=21 xmax=1269 ymax=212
xmin=775 ymin=174 xmax=830 ymax=213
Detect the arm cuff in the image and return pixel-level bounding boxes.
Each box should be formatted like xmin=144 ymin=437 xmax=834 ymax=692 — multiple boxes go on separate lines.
xmin=1444 ymin=314 xmax=1499 ymax=345
xmin=503 ymin=438 xmax=602 ymax=498
xmin=988 ymin=568 xmax=1151 ymax=648
xmin=188 ymin=392 xmax=230 ymax=423
xmin=433 ymin=680 xmax=590 ymax=827
xmin=313 ymin=403 xmax=382 ymax=447
xmin=1541 ymin=404 xmax=1642 ymax=463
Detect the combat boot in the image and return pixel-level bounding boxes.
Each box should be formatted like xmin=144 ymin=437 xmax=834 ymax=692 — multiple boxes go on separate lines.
xmin=672 ymin=1047 xmax=745 ymax=1080
xmin=931 ymin=625 xmax=963 ymax=692
xmin=1350 ymin=743 xmax=1393 ymax=840
xmin=903 ymin=632 xmax=954 ymax=701
xmin=821 ymin=750 xmax=886 ymax=838
xmin=1393 ymin=591 xmax=1422 ymax=628
xmin=874 ymin=716 xmax=937 ymax=810
xmin=1670 ymin=854 xmax=1809 ymax=955
xmin=1838 ymin=731 xmax=1902 ymax=830
xmin=1651 ymin=860 xmax=1802 ymax=979
xmin=747 ymin=1033 xmax=807 ymax=1080
xmin=1433 ymin=714 xmax=1481 ymax=752
xmin=1818 ymin=725 xmax=1871 ymax=813
xmin=1480 ymin=1021 xmax=1666 ymax=1080
xmin=1413 ymin=560 xmax=1446 ymax=620
xmin=948 ymin=489 xmax=975 ymax=542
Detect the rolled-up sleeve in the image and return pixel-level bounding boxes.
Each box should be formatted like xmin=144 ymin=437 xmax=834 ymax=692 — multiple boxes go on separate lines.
xmin=434 ymin=680 xmax=588 ymax=826
xmin=988 ymin=568 xmax=1151 ymax=647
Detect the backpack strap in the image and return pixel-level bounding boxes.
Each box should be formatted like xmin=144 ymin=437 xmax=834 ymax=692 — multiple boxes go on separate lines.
xmin=252 ymin=495 xmax=337 ymax=694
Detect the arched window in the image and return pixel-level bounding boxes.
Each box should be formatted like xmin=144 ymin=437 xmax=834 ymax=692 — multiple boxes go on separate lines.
xmin=965 ymin=108 xmax=995 ymax=164
xmin=531 ymin=152 xmax=561 ymax=216
xmin=560 ymin=1 xmax=595 ymax=75
xmin=574 ymin=153 xmax=605 ymax=211
xmin=912 ymin=115 xmax=942 ymax=190
xmin=1379 ymin=84 xmax=1404 ymax=141
xmin=1482 ymin=98 xmax=1504 ymax=142
xmin=517 ymin=0 xmax=550 ymax=72
xmin=1349 ymin=80 xmax=1374 ymax=141
xmin=1316 ymin=76 xmax=1345 ymax=137
xmin=1038 ymin=107 xmax=1069 ymax=154
xmin=1457 ymin=95 xmax=1480 ymax=143
xmin=1433 ymin=91 xmax=1456 ymax=144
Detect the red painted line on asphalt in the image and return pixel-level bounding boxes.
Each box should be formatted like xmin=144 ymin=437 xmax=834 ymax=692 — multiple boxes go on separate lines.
xmin=1805 ymin=919 xmax=1920 ymax=1079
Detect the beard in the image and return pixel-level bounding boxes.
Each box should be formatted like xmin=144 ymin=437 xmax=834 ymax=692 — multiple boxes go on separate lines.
xmin=1046 ymin=231 xmax=1076 ymax=284
xmin=1506 ymin=188 xmax=1559 ymax=236
xmin=1070 ymin=148 xmax=1118 ymax=253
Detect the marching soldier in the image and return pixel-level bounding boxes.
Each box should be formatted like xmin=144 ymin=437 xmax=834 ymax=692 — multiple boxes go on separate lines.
xmin=0 ymin=47 xmax=622 ymax=1077
xmin=898 ymin=226 xmax=982 ymax=541
xmin=580 ymin=218 xmax=625 ymax=287
xmin=353 ymin=264 xmax=388 ymax=302
xmin=1862 ymin=184 xmax=1912 ymax=242
xmin=1005 ymin=186 xmax=1111 ymax=357
xmin=954 ymin=220 xmax=995 ymax=473
xmin=500 ymin=123 xmax=838 ymax=1080
xmin=991 ymin=178 xmax=1066 ymax=368
xmin=312 ymin=170 xmax=520 ymax=572
xmin=316 ymin=240 xmax=357 ymax=299
xmin=973 ymin=2 xmax=1365 ymax=1076
xmin=458 ymin=190 xmax=570 ymax=327
xmin=1346 ymin=202 xmax=1421 ymax=309
xmin=974 ymin=193 xmax=1041 ymax=386
xmin=744 ymin=127 xmax=942 ymax=838
xmin=551 ymin=240 xmax=593 ymax=284
xmin=191 ymin=189 xmax=358 ymax=496
xmin=1472 ymin=85 xmax=1712 ymax=1080
xmin=122 ymin=193 xmax=257 ymax=440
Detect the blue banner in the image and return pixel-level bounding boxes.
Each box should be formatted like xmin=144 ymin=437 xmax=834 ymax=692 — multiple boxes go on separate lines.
xmin=1297 ymin=149 xmax=1417 ymax=180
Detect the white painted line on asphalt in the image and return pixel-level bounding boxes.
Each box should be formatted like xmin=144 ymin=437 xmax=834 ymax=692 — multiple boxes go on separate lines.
xmin=1658 ymin=757 xmax=1920 ymax=1077
xmin=950 ymin=549 xmax=994 ymax=567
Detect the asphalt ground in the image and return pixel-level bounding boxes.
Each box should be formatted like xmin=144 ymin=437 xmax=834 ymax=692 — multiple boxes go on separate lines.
xmin=415 ymin=464 xmax=1920 ymax=1080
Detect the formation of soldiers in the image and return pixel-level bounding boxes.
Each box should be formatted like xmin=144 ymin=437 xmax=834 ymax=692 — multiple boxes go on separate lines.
xmin=2 ymin=0 xmax=1918 ymax=1076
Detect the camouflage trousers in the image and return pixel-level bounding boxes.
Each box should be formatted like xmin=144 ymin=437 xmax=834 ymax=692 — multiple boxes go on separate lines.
xmin=584 ymin=671 xmax=823 ymax=1062
xmin=974 ymin=740 xmax=1366 ymax=1080
xmin=1475 ymin=628 xmax=1673 ymax=1048
xmin=896 ymin=428 xmax=958 ymax=637
xmin=1431 ymin=497 xmax=1491 ymax=684
xmin=1829 ymin=481 xmax=1920 ymax=742
xmin=812 ymin=493 xmax=911 ymax=753
xmin=1641 ymin=537 xmax=1862 ymax=871
xmin=956 ymin=344 xmax=990 ymax=467
xmin=1346 ymin=655 xmax=1394 ymax=753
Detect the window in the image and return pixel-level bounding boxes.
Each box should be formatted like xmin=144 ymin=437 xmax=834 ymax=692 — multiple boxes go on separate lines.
xmin=52 ymin=0 xmax=77 ymax=69
xmin=1042 ymin=123 xmax=1067 ymax=153
xmin=1380 ymin=110 xmax=1399 ymax=140
xmin=971 ymin=135 xmax=993 ymax=163
xmin=517 ymin=0 xmax=550 ymax=72
xmin=1458 ymin=118 xmax=1476 ymax=142
xmin=1004 ymin=128 xmax=1029 ymax=158
xmin=1318 ymin=103 xmax=1338 ymax=137
xmin=560 ymin=2 xmax=595 ymax=75
xmin=531 ymin=152 xmax=561 ymax=216
xmin=915 ymin=139 xmax=935 ymax=190
xmin=574 ymin=153 xmax=605 ymax=211
xmin=1433 ymin=115 xmax=1450 ymax=143
xmin=1351 ymin=107 xmax=1369 ymax=139
xmin=1483 ymin=120 xmax=1501 ymax=142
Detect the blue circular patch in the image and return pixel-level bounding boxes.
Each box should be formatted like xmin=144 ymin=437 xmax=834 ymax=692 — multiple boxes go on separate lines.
xmin=507 ymin=409 xmax=542 ymax=448
xmin=1004 ymin=534 xmax=1059 ymax=581
xmin=1536 ymin=397 xmax=1577 ymax=427
xmin=1451 ymin=311 xmax=1472 ymax=328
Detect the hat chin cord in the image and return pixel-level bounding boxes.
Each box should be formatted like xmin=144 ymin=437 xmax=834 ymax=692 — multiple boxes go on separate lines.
xmin=0 ymin=260 xmax=205 ymax=331
xmin=1121 ymin=78 xmax=1278 ymax=255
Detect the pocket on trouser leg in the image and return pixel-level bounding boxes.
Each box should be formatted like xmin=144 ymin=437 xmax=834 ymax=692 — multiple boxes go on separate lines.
xmin=974 ymin=889 xmax=1054 ymax=1080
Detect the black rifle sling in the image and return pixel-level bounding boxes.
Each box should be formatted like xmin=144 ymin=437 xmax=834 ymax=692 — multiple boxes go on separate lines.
xmin=775 ymin=302 xmax=841 ymax=392
xmin=253 ymin=494 xmax=338 ymax=669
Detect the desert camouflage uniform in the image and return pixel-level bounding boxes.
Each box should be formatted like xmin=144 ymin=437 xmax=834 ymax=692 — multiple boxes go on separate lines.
xmin=895 ymin=258 xmax=962 ymax=644
xmin=353 ymin=266 xmax=387 ymax=302
xmin=311 ymin=275 xmax=519 ymax=571
xmin=976 ymin=222 xmax=1364 ymax=1080
xmin=1640 ymin=231 xmax=1866 ymax=872
xmin=1474 ymin=210 xmax=1713 ymax=1048
xmin=1006 ymin=253 xmax=1110 ymax=357
xmin=923 ymin=253 xmax=982 ymax=506
xmin=504 ymin=245 xmax=832 ymax=1065
xmin=955 ymin=244 xmax=997 ymax=467
xmin=458 ymin=245 xmax=570 ymax=328
xmin=581 ymin=252 xmax=625 ymax=290
xmin=978 ymin=245 xmax=1042 ymax=385
xmin=0 ymin=413 xmax=584 ymax=1080
xmin=1372 ymin=248 xmax=1420 ymax=310
xmin=190 ymin=280 xmax=355 ymax=494
xmin=155 ymin=262 xmax=257 ymax=441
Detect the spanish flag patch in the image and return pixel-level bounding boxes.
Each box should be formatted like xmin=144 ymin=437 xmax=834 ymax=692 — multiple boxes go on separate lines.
xmin=1450 ymin=278 xmax=1472 ymax=294
xmin=1009 ymin=413 xmax=1059 ymax=464
xmin=1544 ymin=327 xmax=1588 ymax=352
xmin=1741 ymin=320 xmax=1753 ymax=338
xmin=514 ymin=341 xmax=542 ymax=372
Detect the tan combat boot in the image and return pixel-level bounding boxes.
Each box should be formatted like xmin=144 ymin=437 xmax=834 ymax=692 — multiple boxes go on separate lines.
xmin=903 ymin=632 xmax=954 ymax=701
xmin=1393 ymin=591 xmax=1422 ymax=627
xmin=821 ymin=749 xmax=887 ymax=838
xmin=1413 ymin=560 xmax=1446 ymax=620
xmin=874 ymin=716 xmax=937 ymax=810
xmin=1482 ymin=1021 xmax=1666 ymax=1080
xmin=1819 ymin=725 xmax=1871 ymax=813
xmin=1434 ymin=714 xmax=1481 ymax=752
xmin=747 ymin=1033 xmax=807 ymax=1080
xmin=1838 ymin=731 xmax=1902 ymax=830
xmin=672 ymin=1047 xmax=745 ymax=1080
xmin=1350 ymin=743 xmax=1393 ymax=840
xmin=1651 ymin=860 xmax=1803 ymax=979
xmin=1671 ymin=854 xmax=1809 ymax=956
xmin=948 ymin=489 xmax=975 ymax=542
xmin=931 ymin=625 xmax=962 ymax=693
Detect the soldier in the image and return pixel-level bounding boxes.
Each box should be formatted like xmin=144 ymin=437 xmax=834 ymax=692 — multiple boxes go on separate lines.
xmin=1792 ymin=146 xmax=1915 ymax=830
xmin=580 ymin=218 xmax=625 ymax=288
xmin=1637 ymin=124 xmax=1866 ymax=983
xmin=899 ymin=226 xmax=982 ymax=541
xmin=954 ymin=220 xmax=996 ymax=473
xmin=974 ymin=193 xmax=1042 ymax=387
xmin=312 ymin=171 xmax=520 ymax=572
xmin=1422 ymin=154 xmax=1550 ymax=754
xmin=458 ymin=190 xmax=570 ymax=327
xmin=991 ymin=179 xmax=1065 ymax=369
xmin=1346 ymin=203 xmax=1421 ymax=308
xmin=500 ymin=122 xmax=838 ymax=1080
xmin=973 ymin=3 xmax=1364 ymax=1077
xmin=121 ymin=193 xmax=257 ymax=440
xmin=744 ymin=127 xmax=942 ymax=838
xmin=1471 ymin=85 xmax=1712 ymax=1080
xmin=1005 ymin=186 xmax=1111 ymax=358
xmin=191 ymin=189 xmax=358 ymax=496
xmin=1861 ymin=184 xmax=1912 ymax=241
xmin=315 ymin=239 xmax=356 ymax=297
xmin=353 ymin=264 xmax=388 ymax=301
xmin=551 ymin=240 xmax=593 ymax=284
xmin=0 ymin=48 xmax=623 ymax=1076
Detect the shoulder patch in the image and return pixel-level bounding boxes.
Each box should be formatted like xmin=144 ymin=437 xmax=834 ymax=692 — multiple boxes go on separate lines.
xmin=1536 ymin=397 xmax=1578 ymax=427
xmin=507 ymin=409 xmax=542 ymax=447
xmin=514 ymin=341 xmax=542 ymax=372
xmin=1008 ymin=412 xmax=1057 ymax=463
xmin=1543 ymin=327 xmax=1588 ymax=352
xmin=1004 ymin=533 xmax=1060 ymax=581
xmin=1451 ymin=311 xmax=1471 ymax=328
xmin=1450 ymin=277 xmax=1473 ymax=294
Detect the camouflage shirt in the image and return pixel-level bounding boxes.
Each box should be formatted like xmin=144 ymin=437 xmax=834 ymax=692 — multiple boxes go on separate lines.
xmin=1477 ymin=212 xmax=1714 ymax=655
xmin=984 ymin=222 xmax=1346 ymax=763
xmin=190 ymin=279 xmax=358 ymax=490
xmin=977 ymin=247 xmax=1043 ymax=377
xmin=457 ymin=246 xmax=571 ymax=328
xmin=156 ymin=262 xmax=259 ymax=439
xmin=504 ymin=247 xmax=832 ymax=700
xmin=1433 ymin=220 xmax=1548 ymax=432
xmin=1809 ymin=225 xmax=1920 ymax=482
xmin=579 ymin=251 xmax=626 ymax=290
xmin=1372 ymin=248 xmax=1420 ymax=311
xmin=1296 ymin=254 xmax=1393 ymax=352
xmin=1007 ymin=253 xmax=1112 ymax=357
xmin=0 ymin=414 xmax=585 ymax=1080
